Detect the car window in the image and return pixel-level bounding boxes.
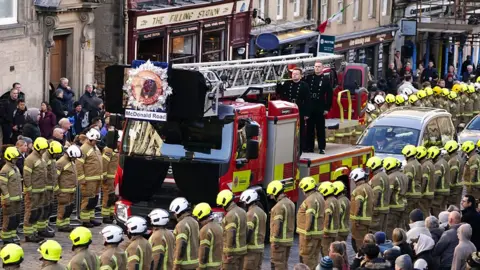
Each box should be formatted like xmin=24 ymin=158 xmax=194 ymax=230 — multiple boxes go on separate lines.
xmin=437 ymin=116 xmax=455 ymax=144
xmin=421 ymin=119 xmax=441 ymax=148
xmin=357 ymin=125 xmax=420 ymax=154
xmin=467 ymin=116 xmax=480 ymax=130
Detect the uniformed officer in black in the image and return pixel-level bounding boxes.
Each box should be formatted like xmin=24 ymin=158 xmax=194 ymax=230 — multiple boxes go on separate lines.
xmin=305 ymin=61 xmax=332 ymax=154
xmin=276 ymin=67 xmax=311 ymax=151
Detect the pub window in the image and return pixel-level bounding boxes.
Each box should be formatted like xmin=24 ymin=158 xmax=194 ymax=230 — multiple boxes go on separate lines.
xmin=276 ymin=0 xmax=284 ymax=20
xmin=202 ymin=30 xmax=225 ymax=62
xmin=170 ymin=34 xmax=197 ymax=64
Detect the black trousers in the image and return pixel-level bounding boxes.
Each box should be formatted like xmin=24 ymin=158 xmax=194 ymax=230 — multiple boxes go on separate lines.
xmin=306 ymin=112 xmax=326 ymax=152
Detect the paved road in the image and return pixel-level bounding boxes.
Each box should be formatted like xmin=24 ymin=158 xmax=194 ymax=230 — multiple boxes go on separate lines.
xmin=16 ymin=223 xmax=355 ymax=269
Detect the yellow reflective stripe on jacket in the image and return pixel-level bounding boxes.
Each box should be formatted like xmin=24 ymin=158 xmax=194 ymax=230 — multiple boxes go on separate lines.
xmin=270 ymin=204 xmax=294 ymax=243
xmin=9 ymin=195 xmax=21 ymax=201
xmin=1 ymin=194 xmax=9 ymax=199
xmin=351 ymin=188 xmax=372 ymax=221
xmin=248 ymin=212 xmax=264 ymax=250
xmin=296 ymin=228 xmax=324 ymax=236
xmin=59 ymin=187 xmax=76 ymax=193
xmin=23 ymin=186 xmax=32 ymax=192
xmin=85 ymin=175 xmax=102 ymax=181
xmin=32 ymin=188 xmax=45 ymax=193
xmin=34 ymin=160 xmax=42 ymax=167
xmin=45 ymin=185 xmax=54 ymax=190
xmin=324 ymin=202 xmax=338 ymax=233
xmin=106 ymin=174 xmax=115 ymax=179
xmin=77 ymin=158 xmax=85 ymax=164
xmin=127 ymin=255 xmax=140 ymax=262
xmin=175 ymin=222 xmax=199 ymax=265
xmin=103 ymin=154 xmax=111 ymax=161
xmin=0 ymin=176 xmax=7 ymax=182
xmin=78 ymin=175 xmax=85 ymax=180
xmin=7 ymin=170 xmax=14 ymax=177
xmin=24 ymin=166 xmax=32 ymax=173
xmin=87 ymin=148 xmax=94 ymax=157
xmin=339 ymin=201 xmax=347 ymax=231
xmin=100 ymin=266 xmax=113 ymax=270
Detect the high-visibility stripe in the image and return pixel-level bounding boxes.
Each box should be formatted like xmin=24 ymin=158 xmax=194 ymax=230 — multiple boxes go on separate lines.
xmin=24 ymin=166 xmax=32 ymax=173
xmin=0 ymin=176 xmax=8 ymax=182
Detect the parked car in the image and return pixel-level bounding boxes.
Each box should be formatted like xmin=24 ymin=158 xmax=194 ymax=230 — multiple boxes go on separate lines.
xmin=458 ymin=114 xmax=480 ymax=144
xmin=357 ymin=107 xmax=456 ymax=161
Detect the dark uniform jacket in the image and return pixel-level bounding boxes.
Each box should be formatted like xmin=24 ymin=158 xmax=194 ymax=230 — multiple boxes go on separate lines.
xmin=276 ymin=81 xmax=311 ymax=116
xmin=304 ymin=73 xmax=333 ymax=114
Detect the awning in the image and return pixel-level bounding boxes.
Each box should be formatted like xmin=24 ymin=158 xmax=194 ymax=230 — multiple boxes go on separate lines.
xmin=335 ymin=26 xmax=398 ymax=42
xmin=277 ymin=30 xmax=318 ymax=44
xmin=418 ymin=28 xmax=468 ymax=33
xmin=417 ymin=22 xmax=474 ymax=33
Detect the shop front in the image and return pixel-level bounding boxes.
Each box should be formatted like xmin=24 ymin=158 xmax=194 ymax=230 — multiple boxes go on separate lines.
xmin=128 ymin=0 xmax=251 ymax=63
xmin=334 ymin=27 xmax=397 ymax=80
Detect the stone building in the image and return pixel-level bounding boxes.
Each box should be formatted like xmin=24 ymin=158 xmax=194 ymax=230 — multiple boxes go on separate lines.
xmin=0 ymin=0 xmax=99 ymax=106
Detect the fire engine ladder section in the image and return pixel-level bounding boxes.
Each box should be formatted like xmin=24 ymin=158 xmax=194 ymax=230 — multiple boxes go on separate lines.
xmin=173 ymin=54 xmax=358 ymax=130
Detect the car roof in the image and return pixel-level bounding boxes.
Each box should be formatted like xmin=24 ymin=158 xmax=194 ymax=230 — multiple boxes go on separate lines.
xmin=372 ymin=107 xmax=450 ymax=129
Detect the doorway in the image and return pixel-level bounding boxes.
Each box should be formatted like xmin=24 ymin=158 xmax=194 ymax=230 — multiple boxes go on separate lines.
xmin=50 ymin=35 xmax=68 ymax=88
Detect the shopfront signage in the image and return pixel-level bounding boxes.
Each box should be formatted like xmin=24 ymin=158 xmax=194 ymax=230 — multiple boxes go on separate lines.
xmin=335 ymin=32 xmax=394 ymax=52
xmin=139 ymin=30 xmax=165 ymax=40
xmin=136 ymin=2 xmax=235 ymax=30
xmin=204 ymin=20 xmax=226 ymax=29
xmin=172 ymin=25 xmax=199 ymax=34
xmin=318 ymin=35 xmax=336 ymax=54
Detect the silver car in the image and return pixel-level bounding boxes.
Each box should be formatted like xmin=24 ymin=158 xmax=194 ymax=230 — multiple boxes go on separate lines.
xmin=356 ymin=107 xmax=456 ymax=161
xmin=458 ymin=114 xmax=480 ymax=144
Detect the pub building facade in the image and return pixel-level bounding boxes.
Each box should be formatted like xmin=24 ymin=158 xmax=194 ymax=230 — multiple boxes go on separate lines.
xmin=127 ymin=0 xmax=252 ymax=64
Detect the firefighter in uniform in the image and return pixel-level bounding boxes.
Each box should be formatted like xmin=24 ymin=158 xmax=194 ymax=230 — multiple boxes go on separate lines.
xmin=192 ymin=203 xmax=223 ymax=270
xmin=383 ymin=157 xmax=407 ymax=238
xmin=68 ymin=226 xmax=99 ymax=270
xmin=385 ymin=94 xmax=396 ymax=110
xmin=101 ymin=145 xmax=118 ymax=223
xmin=216 ymin=189 xmax=247 ymax=269
xmin=409 ymin=95 xmax=421 ymax=107
xmin=424 ymin=87 xmax=434 ymax=108
xmin=42 ymin=141 xmax=63 ymax=231
xmin=296 ymin=177 xmax=325 ymax=269
xmin=125 ymin=216 xmax=153 ymax=270
xmin=266 ymin=181 xmax=295 ymax=270
xmin=56 ymin=145 xmax=82 ymax=232
xmin=0 ymin=243 xmax=24 ymax=269
xmin=462 ymin=141 xmax=480 ymax=199
xmin=349 ymin=168 xmax=374 ymax=251
xmin=374 ymin=95 xmax=386 ymax=113
xmin=0 ymin=147 xmax=22 ymax=244
xmin=100 ymin=225 xmax=127 ymax=270
xmin=276 ymin=68 xmax=311 ymax=151
xmin=76 ymin=128 xmax=103 ymax=227
xmin=445 ymin=140 xmax=463 ymax=207
xmin=429 ymin=146 xmax=451 ymax=216
xmin=448 ymin=91 xmax=460 ymax=128
xmin=305 ymin=62 xmax=332 ymax=154
xmin=416 ymin=90 xmax=427 ymax=107
xmin=440 ymin=89 xmax=450 ymax=112
xmin=366 ymin=103 xmax=378 ymax=125
xmin=148 ymin=208 xmax=175 ymax=270
xmin=240 ymin=189 xmax=267 ymax=270
xmin=366 ymin=156 xmax=390 ymax=233
xmin=332 ymin=180 xmax=350 ymax=242
xmin=402 ymin=145 xmax=423 ymax=228
xmin=38 ymin=240 xmax=66 ymax=270
xmin=318 ymin=181 xmax=340 ymax=257
xmin=23 ymin=137 xmax=49 ymax=242
xmin=169 ymin=197 xmax=199 ymax=270
xmin=472 ymin=84 xmax=480 ymax=117
xmin=416 ymin=146 xmax=435 ymax=216
xmin=463 ymin=85 xmax=474 ymax=124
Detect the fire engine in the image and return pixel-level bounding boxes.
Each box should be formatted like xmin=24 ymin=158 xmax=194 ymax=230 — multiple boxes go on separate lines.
xmin=103 ymin=53 xmax=374 ymax=229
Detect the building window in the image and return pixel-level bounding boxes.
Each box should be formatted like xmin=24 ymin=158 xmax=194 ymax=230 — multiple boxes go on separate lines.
xmin=293 ymin=0 xmax=300 ymax=16
xmin=353 ymin=0 xmax=360 ymax=21
xmin=170 ymin=34 xmax=197 ymax=63
xmin=258 ymin=0 xmax=265 ymax=17
xmin=382 ymin=0 xmax=388 ymax=15
xmin=276 ymin=0 xmax=284 ymax=20
xmin=202 ymin=30 xmax=225 ymax=62
xmin=368 ymin=0 xmax=376 ymax=18
xmin=0 ymin=0 xmax=17 ymax=25
xmin=337 ymin=0 xmax=344 ymax=23
xmin=321 ymin=0 xmax=328 ymax=22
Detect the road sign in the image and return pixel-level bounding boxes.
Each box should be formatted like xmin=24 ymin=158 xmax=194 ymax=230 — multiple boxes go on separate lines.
xmin=319 ymin=35 xmax=336 ymax=54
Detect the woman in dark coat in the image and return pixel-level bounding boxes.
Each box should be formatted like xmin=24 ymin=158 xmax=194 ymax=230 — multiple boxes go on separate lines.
xmin=38 ymin=102 xmax=57 ymax=139
xmin=50 ymin=89 xmax=66 ymax=122
xmin=22 ymin=108 xmax=41 ymax=141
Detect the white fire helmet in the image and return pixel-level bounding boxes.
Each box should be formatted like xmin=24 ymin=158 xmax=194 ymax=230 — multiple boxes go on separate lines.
xmin=374 ymin=95 xmax=385 ymax=105
xmin=86 ymin=128 xmax=101 ymax=141
xmin=169 ymin=197 xmax=190 ymax=215
xmin=101 ymin=225 xmax=124 ymax=244
xmin=349 ymin=168 xmax=367 ymax=182
xmin=400 ymin=88 xmax=413 ymax=96
xmin=366 ymin=103 xmax=376 ymax=113
xmin=240 ymin=189 xmax=259 ymax=205
xmin=66 ymin=145 xmax=82 ymax=158
xmin=125 ymin=216 xmax=147 ymax=234
xmin=149 ymin=209 xmax=170 ymax=226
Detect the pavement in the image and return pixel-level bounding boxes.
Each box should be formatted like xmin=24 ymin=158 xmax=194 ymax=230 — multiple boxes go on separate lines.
xmin=16 ymin=223 xmax=356 ymax=269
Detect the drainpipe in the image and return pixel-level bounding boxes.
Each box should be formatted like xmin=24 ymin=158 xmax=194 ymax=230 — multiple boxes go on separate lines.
xmin=307 ymin=0 xmax=312 ymax=20
xmin=123 ymin=0 xmax=129 ymax=64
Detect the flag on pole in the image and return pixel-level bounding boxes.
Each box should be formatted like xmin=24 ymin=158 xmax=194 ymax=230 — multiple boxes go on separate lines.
xmin=317 ymin=2 xmax=352 ymax=33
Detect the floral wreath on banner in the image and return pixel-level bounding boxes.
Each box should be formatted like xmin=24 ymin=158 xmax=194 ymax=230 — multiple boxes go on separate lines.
xmin=124 ymin=60 xmax=172 ymax=111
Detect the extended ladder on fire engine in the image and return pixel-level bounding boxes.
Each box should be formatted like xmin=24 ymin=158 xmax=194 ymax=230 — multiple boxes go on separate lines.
xmin=172 ymin=54 xmax=359 ymax=130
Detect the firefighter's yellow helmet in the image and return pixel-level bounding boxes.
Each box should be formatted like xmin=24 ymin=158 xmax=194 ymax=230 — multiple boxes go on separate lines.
xmin=444 ymin=140 xmax=459 ymax=153
xmin=417 ymin=90 xmax=427 ymax=99
xmin=425 ymin=87 xmax=434 ymax=96
xmin=468 ymin=84 xmax=476 ymax=93
xmin=448 ymin=91 xmax=458 ymax=100
xmin=332 ymin=181 xmax=345 ymax=196
xmin=409 ymin=94 xmax=419 ymax=104
xmin=452 ymin=84 xmax=462 ymax=93
xmin=395 ymin=95 xmax=406 ymax=105
xmin=0 ymin=244 xmax=23 ymax=266
xmin=192 ymin=202 xmax=212 ymax=220
xmin=477 ymin=139 xmax=480 ymax=149
xmin=433 ymin=86 xmax=442 ymax=95
xmin=4 ymin=146 xmax=20 ymax=162
xmin=216 ymin=190 xmax=234 ymax=207
xmin=427 ymin=146 xmax=441 ymax=159
xmin=366 ymin=156 xmax=383 ymax=171
xmin=299 ymin=177 xmax=317 ymax=193
xmin=383 ymin=157 xmax=399 ymax=171
xmin=266 ymin=181 xmax=284 ymax=196
xmin=38 ymin=240 xmax=62 ymax=262
xmin=385 ymin=94 xmax=396 ymax=104
xmin=69 ymin=226 xmax=92 ymax=246
xmin=402 ymin=145 xmax=417 ymax=158
xmin=462 ymin=83 xmax=468 ymax=92
xmin=48 ymin=141 xmax=63 ymax=155
xmin=462 ymin=141 xmax=476 ymax=154
xmin=416 ymin=146 xmax=428 ymax=159
xmin=441 ymin=88 xmax=450 ymax=97
xmin=318 ymin=182 xmax=335 ymax=196
xmin=33 ymin=137 xmax=49 ymax=151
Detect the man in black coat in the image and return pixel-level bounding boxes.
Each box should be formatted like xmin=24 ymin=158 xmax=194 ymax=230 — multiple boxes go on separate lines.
xmin=276 ymin=67 xmax=311 ymax=151
xmin=0 ymin=89 xmax=19 ymax=144
xmin=461 ymin=195 xmax=480 ymax=250
xmin=421 ymin=60 xmax=438 ymax=83
xmin=304 ymin=62 xmax=332 ymax=154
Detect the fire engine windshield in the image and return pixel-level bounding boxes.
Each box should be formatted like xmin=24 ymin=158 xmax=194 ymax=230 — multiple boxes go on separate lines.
xmin=122 ymin=119 xmax=234 ymax=162
xmin=357 ymin=126 xmax=420 ymax=154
